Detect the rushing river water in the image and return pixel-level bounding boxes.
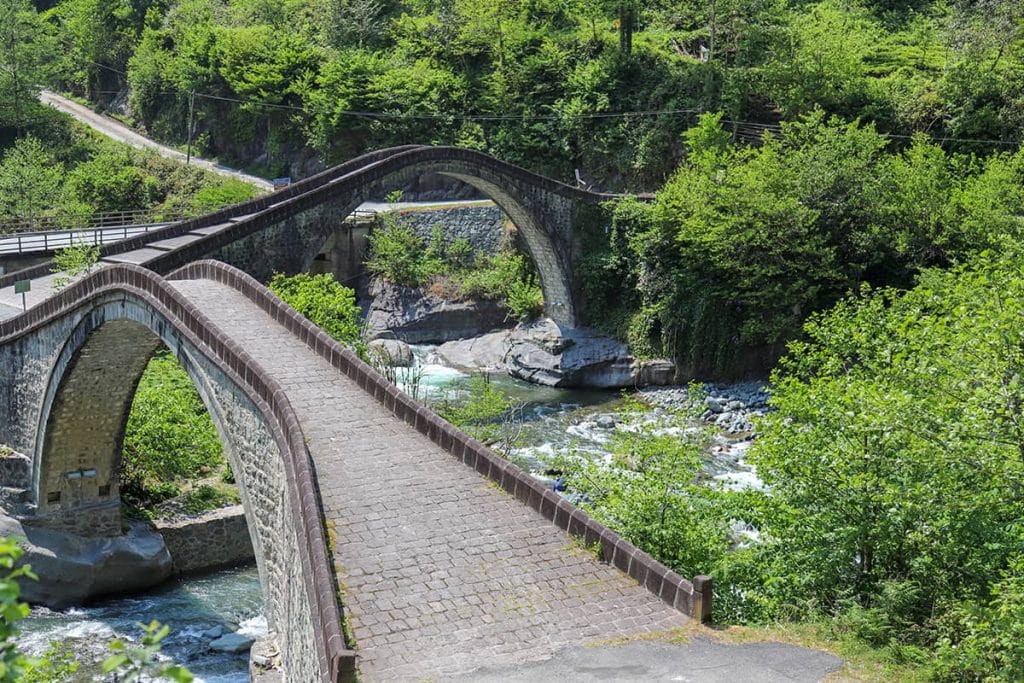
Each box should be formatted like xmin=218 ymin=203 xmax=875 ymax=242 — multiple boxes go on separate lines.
xmin=18 ymin=345 xmax=762 ymax=678
xmin=18 ymin=566 xmax=264 ymax=681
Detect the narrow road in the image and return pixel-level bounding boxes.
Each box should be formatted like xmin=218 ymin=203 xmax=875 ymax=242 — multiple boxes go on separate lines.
xmin=39 ymin=91 xmax=275 ymax=192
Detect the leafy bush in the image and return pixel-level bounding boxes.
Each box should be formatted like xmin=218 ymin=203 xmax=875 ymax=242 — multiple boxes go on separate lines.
xmin=183 ymin=484 xmax=239 ymax=514
xmin=51 ymin=240 xmax=100 ymax=290
xmin=268 ymin=272 xmax=361 ymax=346
xmin=554 ymin=400 xmax=732 ymax=580
xmin=505 ymin=277 xmax=543 ymax=321
xmin=365 ymin=218 xmax=427 ymax=287
xmin=187 ymin=178 xmax=258 ymax=212
xmin=433 ymin=375 xmax=520 ymax=449
xmin=122 ymin=350 xmax=224 ymax=507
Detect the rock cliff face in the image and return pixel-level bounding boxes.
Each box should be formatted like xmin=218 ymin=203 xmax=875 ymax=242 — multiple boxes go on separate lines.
xmin=363 ymin=279 xmax=511 ymax=344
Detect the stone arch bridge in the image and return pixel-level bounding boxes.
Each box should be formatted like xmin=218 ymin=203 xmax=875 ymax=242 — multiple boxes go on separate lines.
xmin=0 ymin=149 xmax=707 ymax=683
xmin=1 ymin=145 xmax=629 ymax=326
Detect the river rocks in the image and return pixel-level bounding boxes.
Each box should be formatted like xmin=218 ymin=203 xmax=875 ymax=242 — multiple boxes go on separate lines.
xmin=363 ymin=279 xmax=511 ymax=344
xmin=507 ymin=318 xmax=676 ymax=389
xmin=435 ymin=331 xmax=512 ymax=372
xmin=209 ymin=632 xmax=256 ymax=653
xmin=639 ymin=382 xmax=770 ymax=437
xmin=0 ymin=514 xmax=172 ymax=608
xmin=203 ymin=625 xmax=228 ymax=640
xmin=367 ymin=338 xmax=414 ymax=367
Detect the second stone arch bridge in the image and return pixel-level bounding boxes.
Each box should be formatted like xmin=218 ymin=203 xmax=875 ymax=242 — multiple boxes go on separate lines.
xmin=0 ymin=148 xmax=711 ymax=682
xmin=1 ymin=145 xmax=623 ymax=326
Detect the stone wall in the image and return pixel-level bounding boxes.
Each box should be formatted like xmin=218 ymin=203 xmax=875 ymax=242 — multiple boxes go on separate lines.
xmin=396 ymin=205 xmax=507 ymax=255
xmin=156 ymin=505 xmax=254 ymax=575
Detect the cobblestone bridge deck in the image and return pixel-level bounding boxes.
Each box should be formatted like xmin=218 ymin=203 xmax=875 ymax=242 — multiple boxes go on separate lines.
xmin=169 ymin=278 xmax=689 ymax=679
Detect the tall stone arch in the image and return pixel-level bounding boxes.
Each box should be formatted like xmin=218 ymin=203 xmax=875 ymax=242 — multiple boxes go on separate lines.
xmin=0 ymin=266 xmax=353 ymax=682
xmin=196 ymin=147 xmax=608 ymax=327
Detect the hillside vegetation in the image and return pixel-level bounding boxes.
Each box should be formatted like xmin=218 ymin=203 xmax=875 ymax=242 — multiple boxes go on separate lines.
xmin=4 ymin=0 xmax=1017 ymax=185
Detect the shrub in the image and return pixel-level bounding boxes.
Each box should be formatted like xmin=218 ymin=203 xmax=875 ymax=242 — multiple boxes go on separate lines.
xmin=268 ymin=272 xmax=361 ymax=346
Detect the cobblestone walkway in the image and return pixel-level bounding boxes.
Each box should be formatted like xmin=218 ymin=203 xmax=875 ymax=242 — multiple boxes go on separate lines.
xmin=171 ymin=279 xmax=689 ymax=681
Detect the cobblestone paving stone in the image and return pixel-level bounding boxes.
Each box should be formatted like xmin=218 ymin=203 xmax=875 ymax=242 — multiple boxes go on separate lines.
xmin=171 ymin=280 xmax=690 ymax=681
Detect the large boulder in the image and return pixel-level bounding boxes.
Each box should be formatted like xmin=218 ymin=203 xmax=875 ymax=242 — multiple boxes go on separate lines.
xmin=363 ymin=279 xmax=510 ymax=344
xmin=367 ymin=338 xmax=415 ymax=367
xmin=0 ymin=514 xmax=172 ymax=608
xmin=435 ymin=331 xmax=512 ymax=373
xmin=507 ymin=318 xmax=676 ymax=389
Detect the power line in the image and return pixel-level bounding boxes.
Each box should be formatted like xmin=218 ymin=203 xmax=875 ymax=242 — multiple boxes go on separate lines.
xmin=193 ymin=91 xmax=704 ymax=122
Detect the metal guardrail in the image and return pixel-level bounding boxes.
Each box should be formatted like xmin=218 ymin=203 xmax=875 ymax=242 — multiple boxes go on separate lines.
xmin=0 ymin=223 xmax=170 ymax=256
xmin=0 ymin=208 xmax=382 ymax=256
xmin=0 ymin=208 xmax=193 ymax=235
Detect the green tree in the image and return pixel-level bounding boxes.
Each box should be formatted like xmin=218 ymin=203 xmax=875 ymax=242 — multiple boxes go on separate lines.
xmin=51 ymin=240 xmax=100 ymax=290
xmin=0 ymin=136 xmax=66 ymax=225
xmin=66 ymin=149 xmax=158 ymax=213
xmin=122 ymin=350 xmax=223 ymax=503
xmin=0 ymin=0 xmax=54 ymax=130
xmin=744 ymin=246 xmax=1024 ymax=655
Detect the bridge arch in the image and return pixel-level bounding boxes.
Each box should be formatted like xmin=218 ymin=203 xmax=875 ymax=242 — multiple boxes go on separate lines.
xmin=292 ymin=157 xmax=579 ymax=324
xmin=0 ymin=264 xmax=353 ymax=682
xmin=182 ymin=147 xmax=612 ymax=327
xmin=32 ymin=300 xmax=264 ymax=565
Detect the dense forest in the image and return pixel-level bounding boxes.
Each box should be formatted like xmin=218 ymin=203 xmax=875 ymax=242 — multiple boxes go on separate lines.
xmin=3 ymin=0 xmax=1021 ymax=185
xmin=3 ymin=0 xmax=1024 ymax=678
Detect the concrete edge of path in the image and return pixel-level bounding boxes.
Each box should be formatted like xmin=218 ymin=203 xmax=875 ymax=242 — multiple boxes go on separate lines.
xmin=449 ymin=629 xmax=846 ymax=682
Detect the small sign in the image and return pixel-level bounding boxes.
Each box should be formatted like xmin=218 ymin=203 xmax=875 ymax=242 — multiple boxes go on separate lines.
xmin=14 ymin=279 xmax=29 ymax=312
xmin=272 ymin=177 xmax=291 ymax=190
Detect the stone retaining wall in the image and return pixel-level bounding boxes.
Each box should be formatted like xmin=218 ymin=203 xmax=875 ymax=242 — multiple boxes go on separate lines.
xmin=396 ymin=205 xmax=507 ymax=255
xmin=156 ymin=505 xmax=254 ymax=576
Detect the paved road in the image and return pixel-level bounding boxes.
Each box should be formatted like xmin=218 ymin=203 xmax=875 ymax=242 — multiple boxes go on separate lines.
xmin=40 ymin=91 xmax=275 ymax=191
xmin=457 ymin=639 xmax=843 ymax=682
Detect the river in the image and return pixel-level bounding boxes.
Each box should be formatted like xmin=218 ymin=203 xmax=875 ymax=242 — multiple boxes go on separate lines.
xmin=17 ymin=346 xmax=764 ymax=679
